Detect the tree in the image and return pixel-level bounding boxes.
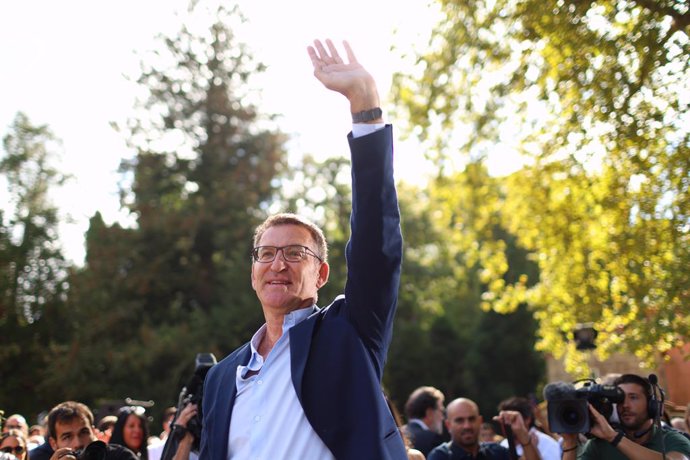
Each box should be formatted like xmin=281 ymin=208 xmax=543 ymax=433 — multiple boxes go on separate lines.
xmin=384 ymin=164 xmax=544 ymax=411
xmin=392 ymin=0 xmax=690 ymax=372
xmin=0 ymin=112 xmax=71 ymax=417
xmin=51 ymin=1 xmax=287 ymax=420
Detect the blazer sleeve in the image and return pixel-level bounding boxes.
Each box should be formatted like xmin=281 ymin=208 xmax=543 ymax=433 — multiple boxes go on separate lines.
xmin=343 ymin=124 xmax=402 ymax=379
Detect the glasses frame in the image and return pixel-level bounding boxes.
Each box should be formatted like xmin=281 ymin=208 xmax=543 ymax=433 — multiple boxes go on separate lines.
xmin=1 ymin=446 xmax=25 ymax=455
xmin=251 ymin=245 xmax=323 ymax=263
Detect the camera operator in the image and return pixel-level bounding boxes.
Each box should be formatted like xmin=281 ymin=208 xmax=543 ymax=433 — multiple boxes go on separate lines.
xmin=560 ymin=374 xmax=690 ymax=460
xmin=46 ymin=402 xmax=137 ymax=460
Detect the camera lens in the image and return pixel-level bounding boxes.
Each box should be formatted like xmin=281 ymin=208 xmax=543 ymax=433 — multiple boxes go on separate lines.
xmin=558 ymin=402 xmax=583 ymax=428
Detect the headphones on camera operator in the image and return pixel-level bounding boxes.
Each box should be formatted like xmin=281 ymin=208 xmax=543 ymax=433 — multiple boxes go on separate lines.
xmin=614 ymin=373 xmax=667 ymax=460
xmin=626 ymin=374 xmax=664 ymax=439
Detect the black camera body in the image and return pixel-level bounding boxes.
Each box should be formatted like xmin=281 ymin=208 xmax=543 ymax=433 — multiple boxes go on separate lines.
xmin=72 ymin=440 xmax=107 ymax=460
xmin=160 ymin=353 xmax=216 ymax=460
xmin=546 ymin=382 xmax=625 ymax=433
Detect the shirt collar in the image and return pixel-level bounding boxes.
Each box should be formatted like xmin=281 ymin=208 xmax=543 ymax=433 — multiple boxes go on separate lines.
xmin=249 ymin=305 xmax=316 ymax=354
xmin=409 ymin=418 xmax=430 ymax=430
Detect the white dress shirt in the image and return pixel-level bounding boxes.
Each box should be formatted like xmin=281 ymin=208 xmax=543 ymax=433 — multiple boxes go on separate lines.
xmin=228 ymin=307 xmax=334 ymax=460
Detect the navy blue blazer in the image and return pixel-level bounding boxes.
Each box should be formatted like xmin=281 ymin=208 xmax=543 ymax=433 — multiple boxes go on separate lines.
xmin=200 ymin=126 xmax=407 ymax=460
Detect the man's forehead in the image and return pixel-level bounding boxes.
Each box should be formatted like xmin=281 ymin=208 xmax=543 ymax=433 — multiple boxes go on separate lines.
xmin=55 ymin=416 xmax=90 ymax=435
xmin=619 ymin=382 xmax=646 ymax=395
xmin=259 ymin=224 xmax=314 ymax=245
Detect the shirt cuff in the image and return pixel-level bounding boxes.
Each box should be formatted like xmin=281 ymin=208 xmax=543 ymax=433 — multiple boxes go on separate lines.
xmin=352 ymin=122 xmax=386 ymax=138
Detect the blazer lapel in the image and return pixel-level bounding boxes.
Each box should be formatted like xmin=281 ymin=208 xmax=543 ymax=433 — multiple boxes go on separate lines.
xmin=289 ymin=307 xmax=320 ymax=405
xmin=212 ymin=345 xmax=250 ymax=458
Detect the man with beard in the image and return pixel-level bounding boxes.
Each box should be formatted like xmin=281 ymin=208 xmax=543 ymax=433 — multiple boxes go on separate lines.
xmin=560 ymin=374 xmax=690 ymax=460
xmin=402 ymin=386 xmax=447 ymax=456
xmin=427 ymin=398 xmax=541 ymax=460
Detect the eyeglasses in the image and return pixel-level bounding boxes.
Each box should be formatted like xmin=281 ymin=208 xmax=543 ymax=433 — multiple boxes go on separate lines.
xmin=1 ymin=446 xmax=25 ymax=455
xmin=251 ymin=245 xmax=323 ymax=263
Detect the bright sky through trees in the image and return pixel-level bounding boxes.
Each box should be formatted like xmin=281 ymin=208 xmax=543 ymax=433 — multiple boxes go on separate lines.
xmin=0 ymin=0 xmax=457 ymax=264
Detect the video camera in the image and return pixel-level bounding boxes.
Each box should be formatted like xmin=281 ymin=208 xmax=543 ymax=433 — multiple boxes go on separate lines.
xmin=543 ymin=380 xmax=624 ymax=433
xmin=161 ymin=353 xmax=216 ymax=460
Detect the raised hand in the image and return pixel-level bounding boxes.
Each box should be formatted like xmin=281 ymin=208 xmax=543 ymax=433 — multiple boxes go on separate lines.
xmin=307 ymin=39 xmax=380 ymax=113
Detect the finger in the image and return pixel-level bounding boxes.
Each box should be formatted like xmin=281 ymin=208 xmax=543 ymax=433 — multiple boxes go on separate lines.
xmin=326 ymin=39 xmax=343 ymax=64
xmin=314 ymin=40 xmax=332 ymax=63
xmin=342 ymin=40 xmax=358 ymax=64
xmin=307 ymin=46 xmax=322 ymax=70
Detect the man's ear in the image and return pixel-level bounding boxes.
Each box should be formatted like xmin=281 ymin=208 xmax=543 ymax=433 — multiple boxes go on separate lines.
xmin=316 ymin=262 xmax=330 ymax=288
xmin=48 ymin=436 xmax=58 ymax=451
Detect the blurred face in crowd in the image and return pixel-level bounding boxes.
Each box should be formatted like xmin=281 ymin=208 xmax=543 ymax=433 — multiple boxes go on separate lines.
xmin=479 ymin=423 xmax=498 ymax=443
xmin=429 ymin=400 xmax=446 ymax=434
xmin=49 ymin=415 xmax=96 ymax=451
xmin=1 ymin=432 xmax=27 ymax=460
xmin=251 ymin=224 xmax=329 ymax=314
xmin=2 ymin=417 xmax=27 ymax=436
xmin=616 ymin=383 xmax=650 ymax=431
xmin=446 ymin=399 xmax=482 ymax=450
xmin=123 ymin=414 xmax=144 ymax=451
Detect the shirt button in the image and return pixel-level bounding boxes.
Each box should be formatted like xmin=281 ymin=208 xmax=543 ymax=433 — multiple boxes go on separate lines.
xmin=257 ymin=379 xmax=263 ymax=385
xmin=254 ymin=415 xmax=261 ymax=422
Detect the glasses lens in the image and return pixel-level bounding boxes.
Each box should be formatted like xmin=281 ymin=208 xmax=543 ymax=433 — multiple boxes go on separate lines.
xmin=255 ymin=247 xmax=276 ymax=262
xmin=2 ymin=447 xmax=24 ymax=454
xmin=283 ymin=245 xmax=306 ymax=262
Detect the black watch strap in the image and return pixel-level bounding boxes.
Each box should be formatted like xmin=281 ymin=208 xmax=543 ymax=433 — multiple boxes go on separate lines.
xmin=610 ymin=431 xmax=625 ymax=447
xmin=352 ymin=107 xmax=382 ymax=123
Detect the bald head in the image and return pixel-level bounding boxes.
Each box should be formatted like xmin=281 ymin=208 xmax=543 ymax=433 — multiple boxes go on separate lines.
xmin=446 ymin=398 xmax=479 ymax=416
xmin=445 ymin=398 xmax=483 ymax=451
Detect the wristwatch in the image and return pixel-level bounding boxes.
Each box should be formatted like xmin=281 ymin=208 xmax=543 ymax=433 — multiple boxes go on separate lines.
xmin=352 ymin=107 xmax=382 ymax=123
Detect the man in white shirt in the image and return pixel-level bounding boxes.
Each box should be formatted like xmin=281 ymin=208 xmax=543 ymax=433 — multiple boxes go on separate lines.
xmin=200 ymin=39 xmax=406 ymax=460
xmin=499 ymin=396 xmax=561 ymax=460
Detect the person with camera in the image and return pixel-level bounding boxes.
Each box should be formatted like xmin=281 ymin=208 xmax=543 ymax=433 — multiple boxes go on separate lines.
xmin=158 ymin=404 xmax=197 ymax=460
xmin=427 ymin=398 xmax=542 ymax=460
xmin=498 ymin=397 xmax=560 ymax=460
xmin=559 ymin=374 xmax=690 ymax=460
xmin=200 ymin=38 xmax=407 ymax=459
xmin=45 ymin=402 xmax=137 ymax=460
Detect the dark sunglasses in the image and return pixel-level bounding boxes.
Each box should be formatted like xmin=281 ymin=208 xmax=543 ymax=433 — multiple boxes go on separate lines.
xmin=1 ymin=446 xmax=25 ymax=455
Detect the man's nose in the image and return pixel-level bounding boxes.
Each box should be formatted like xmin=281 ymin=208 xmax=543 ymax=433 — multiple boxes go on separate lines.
xmin=270 ymin=251 xmax=287 ymax=270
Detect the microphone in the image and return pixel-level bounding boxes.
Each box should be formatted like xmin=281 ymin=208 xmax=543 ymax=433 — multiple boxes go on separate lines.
xmin=543 ymin=381 xmax=578 ymax=401
xmin=648 ymin=374 xmax=658 ymax=385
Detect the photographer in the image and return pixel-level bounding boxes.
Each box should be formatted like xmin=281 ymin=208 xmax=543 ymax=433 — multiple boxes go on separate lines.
xmin=559 ymin=374 xmax=690 ymax=460
xmin=46 ymin=402 xmax=137 ymax=460
xmin=163 ymin=405 xmax=197 ymax=460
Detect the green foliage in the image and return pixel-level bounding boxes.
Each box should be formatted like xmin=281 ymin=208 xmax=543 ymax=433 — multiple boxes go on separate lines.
xmin=385 ymin=167 xmax=544 ymax=415
xmin=0 ymin=112 xmax=72 ymax=419
xmin=45 ymin=2 xmax=287 ymax=423
xmin=393 ymin=0 xmax=690 ymax=372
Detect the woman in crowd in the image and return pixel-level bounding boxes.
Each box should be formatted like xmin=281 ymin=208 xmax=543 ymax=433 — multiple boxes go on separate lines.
xmin=109 ymin=407 xmax=150 ymax=460
xmin=0 ymin=429 xmax=27 ymax=460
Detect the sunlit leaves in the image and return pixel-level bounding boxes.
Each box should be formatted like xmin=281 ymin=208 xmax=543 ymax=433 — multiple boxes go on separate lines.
xmin=393 ymin=0 xmax=690 ymax=372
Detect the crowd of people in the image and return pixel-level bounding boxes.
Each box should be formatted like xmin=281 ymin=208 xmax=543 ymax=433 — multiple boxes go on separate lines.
xmin=398 ymin=376 xmax=690 ymax=460
xmin=2 ymin=375 xmax=690 ymax=460
xmin=0 ymin=401 xmax=199 ymax=460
